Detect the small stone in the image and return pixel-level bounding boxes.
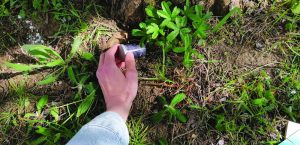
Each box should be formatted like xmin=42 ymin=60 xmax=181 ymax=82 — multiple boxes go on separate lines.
xmin=191 ymin=134 xmax=197 ymax=139
xmin=217 ymin=139 xmax=225 ymax=145
xmin=291 ymin=90 xmax=296 ymax=95
xmin=255 ymin=42 xmax=264 ymax=50
xmin=219 ymin=97 xmax=227 ymax=102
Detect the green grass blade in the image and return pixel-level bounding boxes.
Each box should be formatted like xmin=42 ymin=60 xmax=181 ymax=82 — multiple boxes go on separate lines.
xmin=212 ymin=7 xmax=241 ymax=33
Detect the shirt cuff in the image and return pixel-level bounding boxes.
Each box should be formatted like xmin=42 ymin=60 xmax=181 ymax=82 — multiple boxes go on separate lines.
xmin=85 ymin=111 xmax=129 ymax=144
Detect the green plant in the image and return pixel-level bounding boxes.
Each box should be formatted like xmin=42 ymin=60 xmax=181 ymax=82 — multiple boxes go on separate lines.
xmin=272 ymin=0 xmax=300 ymax=31
xmin=5 ymin=36 xmax=82 ymax=85
xmin=4 ymin=34 xmax=99 ymax=141
xmin=0 ymin=0 xmax=17 ymax=17
xmin=132 ymin=1 xmax=210 ymax=71
xmin=132 ymin=1 xmax=240 ymax=80
xmin=152 ymin=93 xmax=187 ymax=123
xmin=128 ymin=117 xmax=149 ymax=145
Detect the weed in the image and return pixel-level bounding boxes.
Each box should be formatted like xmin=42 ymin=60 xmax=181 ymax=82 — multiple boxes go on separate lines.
xmin=5 ymin=36 xmax=82 ymax=85
xmin=128 ymin=117 xmax=149 ymax=145
xmin=153 ymin=93 xmax=187 ymax=123
xmin=132 ymin=1 xmax=211 ymax=72
xmin=132 ymin=0 xmax=240 ymax=81
xmin=272 ymin=0 xmax=300 ymax=31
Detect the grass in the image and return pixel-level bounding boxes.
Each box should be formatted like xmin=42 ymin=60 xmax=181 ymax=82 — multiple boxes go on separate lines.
xmin=0 ymin=0 xmax=299 ymax=144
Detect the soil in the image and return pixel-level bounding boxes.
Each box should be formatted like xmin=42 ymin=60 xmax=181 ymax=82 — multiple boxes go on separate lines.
xmin=0 ymin=1 xmax=290 ymax=144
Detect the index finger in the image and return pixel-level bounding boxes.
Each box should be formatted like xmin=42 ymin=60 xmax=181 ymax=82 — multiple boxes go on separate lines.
xmin=104 ymin=44 xmax=119 ymax=64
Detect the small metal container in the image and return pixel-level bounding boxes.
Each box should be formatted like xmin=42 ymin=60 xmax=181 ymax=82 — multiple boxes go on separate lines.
xmin=117 ymin=44 xmax=146 ymax=61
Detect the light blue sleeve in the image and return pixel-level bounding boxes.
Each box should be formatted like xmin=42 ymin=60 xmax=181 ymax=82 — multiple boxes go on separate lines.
xmin=67 ymin=111 xmax=129 ymax=145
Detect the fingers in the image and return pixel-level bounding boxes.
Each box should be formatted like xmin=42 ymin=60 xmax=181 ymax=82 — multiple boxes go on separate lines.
xmin=104 ymin=44 xmax=119 ymax=64
xmin=98 ymin=53 xmax=105 ymax=68
xmin=125 ymin=52 xmax=138 ymax=93
xmin=125 ymin=52 xmax=137 ymax=74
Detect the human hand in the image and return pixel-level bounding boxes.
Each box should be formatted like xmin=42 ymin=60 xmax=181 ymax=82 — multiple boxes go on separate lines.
xmin=96 ymin=44 xmax=138 ymax=121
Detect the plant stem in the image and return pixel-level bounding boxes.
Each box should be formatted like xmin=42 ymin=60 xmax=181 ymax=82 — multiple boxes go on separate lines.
xmin=162 ymin=44 xmax=166 ymax=77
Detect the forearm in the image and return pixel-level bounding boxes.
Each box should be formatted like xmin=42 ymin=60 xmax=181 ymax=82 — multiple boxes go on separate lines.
xmin=67 ymin=111 xmax=129 ymax=145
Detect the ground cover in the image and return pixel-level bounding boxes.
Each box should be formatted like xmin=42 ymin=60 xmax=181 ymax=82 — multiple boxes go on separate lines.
xmin=0 ymin=0 xmax=299 ymax=144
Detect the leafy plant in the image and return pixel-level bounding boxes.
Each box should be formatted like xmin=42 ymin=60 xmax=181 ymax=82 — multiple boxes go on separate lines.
xmin=273 ymin=0 xmax=300 ymax=31
xmin=5 ymin=36 xmax=82 ymax=85
xmin=132 ymin=0 xmax=240 ymax=79
xmin=152 ymin=93 xmax=187 ymax=123
xmin=128 ymin=117 xmax=149 ymax=145
xmin=132 ymin=0 xmax=211 ymax=74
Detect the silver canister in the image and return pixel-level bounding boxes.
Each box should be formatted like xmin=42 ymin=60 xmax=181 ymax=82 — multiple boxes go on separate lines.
xmin=117 ymin=44 xmax=146 ymax=61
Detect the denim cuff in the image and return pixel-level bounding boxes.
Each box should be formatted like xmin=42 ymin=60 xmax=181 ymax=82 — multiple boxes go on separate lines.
xmin=85 ymin=111 xmax=129 ymax=144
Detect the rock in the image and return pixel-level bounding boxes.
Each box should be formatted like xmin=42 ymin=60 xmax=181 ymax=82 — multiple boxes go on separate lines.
xmin=255 ymin=42 xmax=264 ymax=50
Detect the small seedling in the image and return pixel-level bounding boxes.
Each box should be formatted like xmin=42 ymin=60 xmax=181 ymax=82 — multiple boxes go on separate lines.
xmin=152 ymin=93 xmax=187 ymax=123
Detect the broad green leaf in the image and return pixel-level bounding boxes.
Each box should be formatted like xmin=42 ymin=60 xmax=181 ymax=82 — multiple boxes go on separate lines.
xmin=22 ymin=45 xmax=62 ymax=60
xmin=54 ymin=133 xmax=61 ymax=143
xmin=35 ymin=126 xmax=50 ymax=136
xmin=5 ymin=62 xmax=38 ymax=72
xmin=79 ymin=75 xmax=90 ymax=84
xmin=185 ymin=0 xmax=191 ymax=8
xmin=171 ymin=6 xmax=180 ymax=18
xmin=191 ymin=49 xmax=205 ymax=60
xmin=86 ymin=82 xmax=95 ymax=94
xmin=139 ymin=22 xmax=147 ymax=29
xmin=181 ymin=28 xmax=191 ymax=33
xmin=68 ymin=36 xmax=83 ymax=60
xmin=37 ymin=75 xmax=58 ymax=85
xmin=256 ymin=82 xmax=264 ymax=97
xmin=170 ymin=93 xmax=186 ymax=107
xmin=264 ymin=90 xmax=275 ymax=103
xmin=195 ymin=24 xmax=209 ymax=38
xmin=81 ymin=52 xmax=95 ymax=61
xmin=212 ymin=7 xmax=241 ymax=33
xmin=152 ymin=31 xmax=159 ymax=39
xmin=146 ymin=23 xmax=159 ymax=34
xmin=161 ymin=1 xmax=172 ymax=16
xmin=152 ymin=111 xmax=165 ymax=123
xmin=132 ymin=29 xmax=144 ymax=36
xmin=173 ymin=47 xmax=185 ymax=53
xmin=160 ymin=19 xmax=170 ymax=27
xmin=174 ymin=109 xmax=187 ymax=123
xmin=175 ymin=17 xmax=184 ymax=28
xmin=159 ymin=29 xmax=165 ymax=35
xmin=166 ymin=30 xmax=179 ymax=42
xmin=37 ymin=96 xmax=48 ymax=113
xmin=145 ymin=5 xmax=155 ymax=17
xmin=166 ymin=21 xmax=178 ymax=30
xmin=30 ymin=136 xmax=47 ymax=145
xmin=25 ymin=48 xmax=51 ymax=60
xmin=183 ymin=34 xmax=192 ymax=49
xmin=292 ymin=2 xmax=300 ymax=14
xmin=50 ymin=107 xmax=59 ymax=121
xmin=67 ymin=66 xmax=77 ymax=84
xmin=33 ymin=0 xmax=41 ymax=9
xmin=157 ymin=10 xmax=171 ymax=19
xmin=194 ymin=5 xmax=203 ymax=16
xmin=45 ymin=59 xmax=64 ymax=67
xmin=167 ymin=106 xmax=177 ymax=115
xmin=252 ymin=98 xmax=268 ymax=106
xmin=76 ymin=90 xmax=95 ymax=117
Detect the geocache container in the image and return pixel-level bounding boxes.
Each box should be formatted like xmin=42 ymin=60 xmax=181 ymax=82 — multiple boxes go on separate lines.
xmin=117 ymin=44 xmax=146 ymax=61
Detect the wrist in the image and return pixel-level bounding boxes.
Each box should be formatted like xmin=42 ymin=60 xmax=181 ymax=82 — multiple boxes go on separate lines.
xmin=107 ymin=105 xmax=131 ymax=122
